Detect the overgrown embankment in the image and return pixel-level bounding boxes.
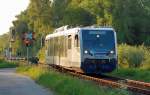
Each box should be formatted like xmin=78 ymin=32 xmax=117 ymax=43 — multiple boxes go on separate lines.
xmin=110 ymin=68 xmax=150 ymax=82
xmin=0 ymin=59 xmax=18 ymax=68
xmin=17 ymin=66 xmax=130 ymax=95
xmin=110 ymin=44 xmax=150 ymax=82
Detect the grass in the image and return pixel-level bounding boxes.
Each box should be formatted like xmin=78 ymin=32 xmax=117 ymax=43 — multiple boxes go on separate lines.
xmin=109 ymin=68 xmax=150 ymax=82
xmin=17 ymin=66 xmax=130 ymax=95
xmin=0 ymin=59 xmax=18 ymax=68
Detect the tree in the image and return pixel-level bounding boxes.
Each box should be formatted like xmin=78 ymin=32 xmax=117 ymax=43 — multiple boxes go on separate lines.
xmin=112 ymin=0 xmax=150 ymax=45
xmin=61 ymin=7 xmax=95 ymax=26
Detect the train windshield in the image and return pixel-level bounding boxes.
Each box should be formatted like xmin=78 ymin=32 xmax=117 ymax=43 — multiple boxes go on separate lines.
xmin=81 ymin=30 xmax=115 ymax=53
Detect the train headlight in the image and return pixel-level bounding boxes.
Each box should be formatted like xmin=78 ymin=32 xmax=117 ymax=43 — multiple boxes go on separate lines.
xmin=110 ymin=50 xmax=114 ymax=54
xmin=84 ymin=50 xmax=88 ymax=54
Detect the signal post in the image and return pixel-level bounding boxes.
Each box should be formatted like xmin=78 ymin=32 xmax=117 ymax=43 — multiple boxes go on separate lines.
xmin=22 ymin=32 xmax=35 ymax=64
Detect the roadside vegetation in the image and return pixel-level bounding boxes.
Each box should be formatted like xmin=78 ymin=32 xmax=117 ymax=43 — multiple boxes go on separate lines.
xmin=37 ymin=47 xmax=46 ymax=63
xmin=0 ymin=59 xmax=18 ymax=68
xmin=17 ymin=66 xmax=130 ymax=95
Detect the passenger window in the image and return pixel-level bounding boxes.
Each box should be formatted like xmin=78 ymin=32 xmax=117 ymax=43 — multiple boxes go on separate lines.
xmin=64 ymin=37 xmax=67 ymax=56
xmin=48 ymin=40 xmax=50 ymax=56
xmin=75 ymin=35 xmax=79 ymax=47
xmin=68 ymin=35 xmax=71 ymax=49
xmin=51 ymin=38 xmax=54 ymax=56
xmin=50 ymin=40 xmax=52 ymax=56
xmin=45 ymin=40 xmax=48 ymax=50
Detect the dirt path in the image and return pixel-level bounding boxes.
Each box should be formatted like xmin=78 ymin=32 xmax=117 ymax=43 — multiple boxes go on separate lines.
xmin=0 ymin=68 xmax=53 ymax=95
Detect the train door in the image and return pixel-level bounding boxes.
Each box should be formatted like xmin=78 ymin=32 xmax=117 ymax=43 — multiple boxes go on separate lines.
xmin=67 ymin=35 xmax=72 ymax=67
xmin=71 ymin=34 xmax=81 ymax=67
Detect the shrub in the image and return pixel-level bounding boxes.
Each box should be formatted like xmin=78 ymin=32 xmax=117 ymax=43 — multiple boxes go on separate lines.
xmin=37 ymin=47 xmax=46 ymax=63
xmin=118 ymin=44 xmax=130 ymax=67
xmin=118 ymin=44 xmax=148 ymax=68
xmin=0 ymin=59 xmax=18 ymax=68
xmin=142 ymin=47 xmax=150 ymax=69
xmin=127 ymin=46 xmax=144 ymax=68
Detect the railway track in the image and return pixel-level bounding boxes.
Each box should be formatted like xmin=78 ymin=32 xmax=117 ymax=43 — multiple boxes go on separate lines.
xmin=48 ymin=64 xmax=150 ymax=95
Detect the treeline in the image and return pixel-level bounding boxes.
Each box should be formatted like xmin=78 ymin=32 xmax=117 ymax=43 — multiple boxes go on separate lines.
xmin=10 ymin=0 xmax=150 ymax=56
xmin=0 ymin=34 xmax=9 ymax=54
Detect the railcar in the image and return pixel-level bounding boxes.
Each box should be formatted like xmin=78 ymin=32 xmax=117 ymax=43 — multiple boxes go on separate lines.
xmin=45 ymin=26 xmax=117 ymax=74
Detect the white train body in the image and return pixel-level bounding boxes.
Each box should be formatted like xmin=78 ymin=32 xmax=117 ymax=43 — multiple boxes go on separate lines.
xmin=45 ymin=26 xmax=117 ymax=73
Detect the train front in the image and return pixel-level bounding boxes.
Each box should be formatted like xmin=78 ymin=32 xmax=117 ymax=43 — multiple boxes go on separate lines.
xmin=80 ymin=28 xmax=117 ymax=74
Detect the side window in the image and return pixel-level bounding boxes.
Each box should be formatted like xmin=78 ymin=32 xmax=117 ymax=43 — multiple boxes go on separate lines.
xmin=75 ymin=35 xmax=79 ymax=47
xmin=45 ymin=40 xmax=48 ymax=50
xmin=48 ymin=40 xmax=50 ymax=56
xmin=55 ymin=37 xmax=58 ymax=56
xmin=53 ymin=37 xmax=56 ymax=56
xmin=51 ymin=38 xmax=54 ymax=56
xmin=64 ymin=37 xmax=67 ymax=56
xmin=49 ymin=39 xmax=51 ymax=56
xmin=61 ymin=36 xmax=65 ymax=57
xmin=59 ymin=37 xmax=62 ymax=56
xmin=68 ymin=35 xmax=72 ymax=49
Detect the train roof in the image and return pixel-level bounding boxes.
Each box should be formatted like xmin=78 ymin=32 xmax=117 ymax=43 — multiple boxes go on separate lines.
xmin=45 ymin=27 xmax=115 ymax=40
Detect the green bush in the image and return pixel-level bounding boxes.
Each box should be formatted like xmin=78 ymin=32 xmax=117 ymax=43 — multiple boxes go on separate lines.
xmin=118 ymin=44 xmax=149 ymax=68
xmin=0 ymin=59 xmax=18 ymax=68
xmin=127 ymin=46 xmax=144 ymax=68
xmin=118 ymin=44 xmax=130 ymax=67
xmin=142 ymin=47 xmax=150 ymax=69
xmin=37 ymin=47 xmax=46 ymax=63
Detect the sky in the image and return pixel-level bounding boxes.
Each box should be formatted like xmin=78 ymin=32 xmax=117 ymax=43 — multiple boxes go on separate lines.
xmin=0 ymin=0 xmax=30 ymax=35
